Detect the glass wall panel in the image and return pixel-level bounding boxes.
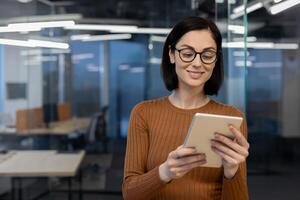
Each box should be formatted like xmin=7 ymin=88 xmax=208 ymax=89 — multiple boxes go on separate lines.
xmin=1 ymin=0 xmax=298 ymax=199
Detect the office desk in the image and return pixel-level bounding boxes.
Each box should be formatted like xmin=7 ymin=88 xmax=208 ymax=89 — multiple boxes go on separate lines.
xmin=0 ymin=150 xmax=85 ymax=200
xmin=20 ymin=118 xmax=90 ymax=135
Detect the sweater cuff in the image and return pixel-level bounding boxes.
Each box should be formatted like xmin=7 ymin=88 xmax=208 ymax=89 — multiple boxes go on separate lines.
xmin=222 ymin=168 xmax=248 ymax=200
xmin=150 ymin=166 xmax=170 ymax=186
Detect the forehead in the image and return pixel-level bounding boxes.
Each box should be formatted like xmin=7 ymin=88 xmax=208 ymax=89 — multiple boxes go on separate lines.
xmin=176 ymin=29 xmax=217 ymax=50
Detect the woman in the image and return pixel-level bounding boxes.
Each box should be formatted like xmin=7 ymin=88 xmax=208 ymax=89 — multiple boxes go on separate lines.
xmin=122 ymin=16 xmax=249 ymax=200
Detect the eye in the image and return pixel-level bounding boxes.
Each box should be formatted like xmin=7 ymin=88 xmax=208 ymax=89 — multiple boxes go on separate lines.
xmin=202 ymin=51 xmax=216 ymax=59
xmin=180 ymin=49 xmax=195 ymax=57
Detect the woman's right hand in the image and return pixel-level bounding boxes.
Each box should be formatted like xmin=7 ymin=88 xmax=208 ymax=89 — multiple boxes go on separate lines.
xmin=159 ymin=145 xmax=207 ymax=182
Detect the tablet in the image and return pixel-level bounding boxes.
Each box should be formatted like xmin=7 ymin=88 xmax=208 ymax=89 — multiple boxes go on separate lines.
xmin=183 ymin=113 xmax=243 ymax=168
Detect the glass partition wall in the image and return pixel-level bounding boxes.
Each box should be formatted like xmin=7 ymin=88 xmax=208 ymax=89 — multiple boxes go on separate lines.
xmin=0 ymin=0 xmax=249 ymax=199
xmin=2 ymin=0 xmax=299 ymax=199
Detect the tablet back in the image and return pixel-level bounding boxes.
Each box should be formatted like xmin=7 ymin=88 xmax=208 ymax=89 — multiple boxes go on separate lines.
xmin=184 ymin=113 xmax=243 ymax=168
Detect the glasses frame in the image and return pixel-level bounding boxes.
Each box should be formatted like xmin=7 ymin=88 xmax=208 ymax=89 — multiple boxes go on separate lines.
xmin=174 ymin=47 xmax=218 ymax=64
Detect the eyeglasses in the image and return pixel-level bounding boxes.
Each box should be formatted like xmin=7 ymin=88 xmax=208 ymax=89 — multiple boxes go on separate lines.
xmin=174 ymin=47 xmax=217 ymax=64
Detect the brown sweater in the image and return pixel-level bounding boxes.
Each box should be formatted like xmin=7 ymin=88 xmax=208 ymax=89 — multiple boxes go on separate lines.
xmin=122 ymin=97 xmax=248 ymax=200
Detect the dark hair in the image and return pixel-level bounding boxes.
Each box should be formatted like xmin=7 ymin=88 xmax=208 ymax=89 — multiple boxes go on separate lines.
xmin=161 ymin=16 xmax=223 ymax=96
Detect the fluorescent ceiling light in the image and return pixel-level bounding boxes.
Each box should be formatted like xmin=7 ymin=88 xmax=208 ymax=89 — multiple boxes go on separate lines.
xmin=0 ymin=38 xmax=35 ymax=47
xmin=112 ymin=28 xmax=171 ymax=34
xmin=65 ymin=24 xmax=138 ymax=32
xmin=222 ymin=42 xmax=299 ymax=49
xmin=233 ymin=5 xmax=245 ymax=13
xmin=3 ymin=14 xmax=82 ymax=24
xmin=8 ymin=20 xmax=75 ymax=29
xmin=233 ymin=36 xmax=257 ymax=42
xmin=0 ymin=38 xmax=69 ymax=49
xmin=228 ymin=25 xmax=245 ymax=34
xmin=70 ymin=34 xmax=91 ymax=40
xmin=0 ymin=20 xmax=75 ymax=33
xmin=83 ymin=34 xmax=132 ymax=41
xmin=269 ymin=0 xmax=300 ymax=15
xmin=231 ymin=2 xmax=264 ymax=19
xmin=65 ymin=24 xmax=171 ymax=35
xmin=17 ymin=0 xmax=33 ymax=3
xmin=28 ymin=39 xmax=69 ymax=49
xmin=273 ymin=43 xmax=299 ymax=49
xmin=274 ymin=0 xmax=283 ymax=3
xmin=0 ymin=26 xmax=41 ymax=33
xmin=72 ymin=34 xmax=132 ymax=41
xmin=150 ymin=35 xmax=167 ymax=42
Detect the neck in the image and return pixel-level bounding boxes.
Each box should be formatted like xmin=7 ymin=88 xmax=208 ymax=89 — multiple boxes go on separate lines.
xmin=169 ymin=87 xmax=209 ymax=109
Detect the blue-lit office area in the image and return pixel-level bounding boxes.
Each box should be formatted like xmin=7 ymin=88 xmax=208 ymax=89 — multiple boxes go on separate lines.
xmin=0 ymin=0 xmax=299 ymax=200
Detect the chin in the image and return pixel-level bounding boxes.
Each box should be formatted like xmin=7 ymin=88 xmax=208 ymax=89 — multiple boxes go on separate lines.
xmin=183 ymin=79 xmax=206 ymax=89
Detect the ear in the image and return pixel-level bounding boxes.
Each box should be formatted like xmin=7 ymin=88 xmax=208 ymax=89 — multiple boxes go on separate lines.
xmin=168 ymin=47 xmax=175 ymax=64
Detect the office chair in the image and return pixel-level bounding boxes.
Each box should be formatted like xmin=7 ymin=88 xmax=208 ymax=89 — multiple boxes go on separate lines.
xmin=85 ymin=106 xmax=108 ymax=153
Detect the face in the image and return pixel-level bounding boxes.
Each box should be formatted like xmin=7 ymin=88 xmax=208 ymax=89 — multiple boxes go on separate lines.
xmin=169 ymin=29 xmax=217 ymax=91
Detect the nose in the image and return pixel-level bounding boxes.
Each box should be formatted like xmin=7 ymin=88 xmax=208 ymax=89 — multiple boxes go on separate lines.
xmin=192 ymin=53 xmax=203 ymax=67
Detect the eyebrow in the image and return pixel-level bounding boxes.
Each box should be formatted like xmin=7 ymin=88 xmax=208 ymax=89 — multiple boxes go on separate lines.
xmin=179 ymin=44 xmax=217 ymax=52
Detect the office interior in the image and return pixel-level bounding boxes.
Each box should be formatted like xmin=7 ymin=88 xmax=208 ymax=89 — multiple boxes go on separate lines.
xmin=0 ymin=0 xmax=299 ymax=199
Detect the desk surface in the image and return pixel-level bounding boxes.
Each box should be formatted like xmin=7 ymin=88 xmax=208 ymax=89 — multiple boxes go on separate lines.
xmin=0 ymin=150 xmax=85 ymax=177
xmin=19 ymin=118 xmax=90 ymax=135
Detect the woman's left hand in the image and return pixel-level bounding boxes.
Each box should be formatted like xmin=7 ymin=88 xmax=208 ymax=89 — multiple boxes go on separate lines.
xmin=211 ymin=125 xmax=249 ymax=179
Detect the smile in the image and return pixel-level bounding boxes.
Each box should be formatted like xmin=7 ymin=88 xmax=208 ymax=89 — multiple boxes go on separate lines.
xmin=186 ymin=70 xmax=204 ymax=74
xmin=186 ymin=70 xmax=205 ymax=79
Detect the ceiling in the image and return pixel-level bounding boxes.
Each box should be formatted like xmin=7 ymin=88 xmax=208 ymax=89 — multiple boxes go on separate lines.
xmin=0 ymin=0 xmax=299 ymax=41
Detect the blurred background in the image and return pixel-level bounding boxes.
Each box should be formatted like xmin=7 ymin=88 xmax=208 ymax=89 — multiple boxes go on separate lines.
xmin=0 ymin=0 xmax=299 ymax=199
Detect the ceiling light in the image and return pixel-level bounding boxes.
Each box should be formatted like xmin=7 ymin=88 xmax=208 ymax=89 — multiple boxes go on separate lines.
xmin=65 ymin=24 xmax=138 ymax=32
xmin=228 ymin=25 xmax=245 ymax=34
xmin=0 ymin=38 xmax=35 ymax=47
xmin=28 ymin=39 xmax=69 ymax=49
xmin=70 ymin=34 xmax=91 ymax=40
xmin=222 ymin=42 xmax=299 ymax=49
xmin=0 ymin=21 xmax=75 ymax=33
xmin=111 ymin=28 xmax=171 ymax=34
xmin=80 ymin=34 xmax=132 ymax=41
xmin=273 ymin=43 xmax=299 ymax=49
xmin=233 ymin=36 xmax=257 ymax=42
xmin=231 ymin=2 xmax=264 ymax=19
xmin=65 ymin=24 xmax=171 ymax=35
xmin=17 ymin=0 xmax=33 ymax=3
xmin=0 ymin=38 xmax=69 ymax=49
xmin=269 ymin=0 xmax=300 ymax=15
xmin=8 ymin=20 xmax=75 ymax=29
xmin=0 ymin=26 xmax=41 ymax=33
xmin=150 ymin=35 xmax=167 ymax=42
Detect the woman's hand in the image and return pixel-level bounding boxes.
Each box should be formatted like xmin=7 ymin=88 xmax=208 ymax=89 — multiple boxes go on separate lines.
xmin=159 ymin=145 xmax=206 ymax=183
xmin=211 ymin=125 xmax=249 ymax=179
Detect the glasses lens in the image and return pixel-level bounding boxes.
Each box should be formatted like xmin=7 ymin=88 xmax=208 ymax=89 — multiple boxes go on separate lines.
xmin=179 ymin=49 xmax=196 ymax=62
xmin=201 ymin=51 xmax=217 ymax=64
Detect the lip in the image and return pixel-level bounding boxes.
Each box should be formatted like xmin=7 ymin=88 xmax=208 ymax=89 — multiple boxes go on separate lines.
xmin=186 ymin=70 xmax=205 ymax=79
xmin=186 ymin=70 xmax=205 ymax=74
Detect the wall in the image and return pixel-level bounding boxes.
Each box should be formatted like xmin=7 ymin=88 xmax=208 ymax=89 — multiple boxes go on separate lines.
xmin=3 ymin=47 xmax=42 ymax=123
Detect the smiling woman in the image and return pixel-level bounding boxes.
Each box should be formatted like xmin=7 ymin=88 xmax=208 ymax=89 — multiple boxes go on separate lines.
xmin=122 ymin=16 xmax=249 ymax=200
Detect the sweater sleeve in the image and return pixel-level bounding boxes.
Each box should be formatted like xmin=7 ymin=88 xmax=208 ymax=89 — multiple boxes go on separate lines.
xmin=122 ymin=104 xmax=167 ymax=200
xmin=221 ymin=114 xmax=249 ymax=200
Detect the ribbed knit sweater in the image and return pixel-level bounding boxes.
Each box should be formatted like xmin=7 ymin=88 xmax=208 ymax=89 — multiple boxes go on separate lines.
xmin=122 ymin=97 xmax=248 ymax=200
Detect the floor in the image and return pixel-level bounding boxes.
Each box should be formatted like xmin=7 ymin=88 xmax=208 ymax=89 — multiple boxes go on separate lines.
xmin=1 ymin=139 xmax=300 ymax=200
